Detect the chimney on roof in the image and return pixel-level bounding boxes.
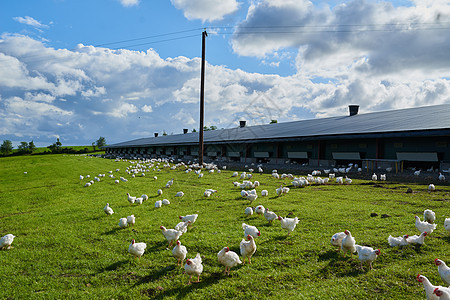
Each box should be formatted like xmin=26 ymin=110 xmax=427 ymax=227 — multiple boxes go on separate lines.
xmin=183 ymin=128 xmax=188 ymax=134
xmin=239 ymin=120 xmax=246 ymax=128
xmin=154 ymin=133 xmax=158 ymax=137
xmin=349 ymin=105 xmax=359 ymax=116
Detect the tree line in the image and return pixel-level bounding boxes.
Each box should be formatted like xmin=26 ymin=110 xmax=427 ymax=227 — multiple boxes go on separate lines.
xmin=0 ymin=137 xmax=106 ymax=156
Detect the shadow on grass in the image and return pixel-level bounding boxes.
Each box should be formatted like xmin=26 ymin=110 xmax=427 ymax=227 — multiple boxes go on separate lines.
xmin=318 ymin=256 xmax=362 ymax=278
xmin=102 ymin=259 xmax=129 ymax=272
xmin=140 ymin=271 xmax=227 ymax=299
xmin=102 ymin=227 xmax=124 ymax=235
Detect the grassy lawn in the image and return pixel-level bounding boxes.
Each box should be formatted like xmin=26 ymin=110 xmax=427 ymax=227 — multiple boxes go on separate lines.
xmin=0 ymin=154 xmax=449 ymax=299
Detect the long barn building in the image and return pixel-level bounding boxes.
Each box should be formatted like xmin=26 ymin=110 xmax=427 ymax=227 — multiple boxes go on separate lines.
xmin=104 ymin=104 xmax=450 ymax=172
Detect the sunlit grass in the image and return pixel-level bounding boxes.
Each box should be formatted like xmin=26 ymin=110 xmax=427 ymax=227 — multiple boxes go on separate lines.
xmin=0 ymin=154 xmax=449 ymax=299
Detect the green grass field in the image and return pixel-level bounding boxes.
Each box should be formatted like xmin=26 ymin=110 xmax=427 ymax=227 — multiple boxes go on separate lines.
xmin=1 ymin=154 xmax=449 ymax=299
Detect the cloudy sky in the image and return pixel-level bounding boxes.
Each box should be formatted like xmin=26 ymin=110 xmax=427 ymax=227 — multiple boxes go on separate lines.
xmin=1 ymin=0 xmax=450 ymax=147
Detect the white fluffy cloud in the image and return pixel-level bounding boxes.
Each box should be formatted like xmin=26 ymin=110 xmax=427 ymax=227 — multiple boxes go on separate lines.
xmin=119 ymin=0 xmax=140 ymax=7
xmin=170 ymin=0 xmax=241 ymax=22
xmin=13 ymin=16 xmax=49 ymax=28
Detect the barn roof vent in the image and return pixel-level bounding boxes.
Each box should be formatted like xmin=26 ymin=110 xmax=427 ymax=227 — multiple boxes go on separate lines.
xmin=240 ymin=120 xmax=246 ymax=128
xmin=183 ymin=129 xmax=188 ymax=134
xmin=349 ymin=105 xmax=359 ymax=116
xmin=154 ymin=133 xmax=158 ymax=137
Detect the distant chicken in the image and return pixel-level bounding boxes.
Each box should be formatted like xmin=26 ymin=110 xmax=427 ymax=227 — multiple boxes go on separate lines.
xmin=128 ymin=239 xmax=146 ymax=259
xmin=380 ymin=174 xmax=386 ymax=181
xmin=179 ymin=214 xmax=198 ymax=224
xmin=261 ymin=190 xmax=268 ymax=197
xmin=242 ymin=223 xmax=261 ymax=239
xmin=435 ymin=259 xmax=450 ymax=286
xmin=127 ymin=193 xmax=136 ymax=204
xmin=155 ymin=200 xmax=162 ymax=208
xmin=355 ymin=245 xmax=380 ymax=270
xmin=172 ymin=240 xmax=187 ymax=266
xmin=424 ymin=209 xmax=436 ymax=224
xmin=372 ymin=173 xmax=377 ymax=181
xmin=0 ymin=234 xmax=15 ymax=250
xmin=278 ymin=216 xmax=299 ymax=235
xmin=244 ymin=207 xmax=253 ymax=217
xmin=415 ymin=216 xmax=437 ymax=234
xmin=126 ymin=215 xmax=135 ymax=227
xmin=103 ymin=203 xmax=114 ymax=215
xmin=388 ymin=234 xmax=409 ymax=247
xmin=341 ymin=230 xmax=356 ymax=255
xmin=406 ymin=232 xmax=427 ymax=246
xmin=428 ymin=184 xmax=436 ymax=192
xmin=445 ymin=218 xmax=450 ymax=235
xmin=218 ymin=247 xmax=242 ymax=275
xmin=175 ymin=221 xmax=191 ymax=234
xmin=417 ymin=274 xmax=450 ymax=300
xmin=162 ymin=199 xmax=170 ymax=205
xmin=255 ymin=205 xmax=265 ymax=215
xmin=264 ymin=208 xmax=278 ymax=224
xmin=246 ymin=193 xmax=258 ymax=203
xmin=160 ymin=226 xmax=183 ymax=247
xmin=331 ymin=232 xmax=346 ymax=251
xmin=184 ymin=253 xmax=203 ymax=284
xmin=118 ymin=218 xmax=128 ymax=228
xmin=240 ymin=234 xmax=257 ymax=264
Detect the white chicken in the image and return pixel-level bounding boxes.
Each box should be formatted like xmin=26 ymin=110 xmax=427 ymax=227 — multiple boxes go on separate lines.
xmin=355 ymin=245 xmax=380 ymax=270
xmin=244 ymin=207 xmax=253 ymax=217
xmin=439 ymin=173 xmax=446 ymax=181
xmin=428 ymin=184 xmax=436 ymax=192
xmin=162 ymin=199 xmax=170 ymax=205
xmin=380 ymin=174 xmax=386 ymax=181
xmin=388 ymin=234 xmax=409 ymax=247
xmin=175 ymin=191 xmax=184 ymax=197
xmin=128 ymin=239 xmax=146 ymax=259
xmin=278 ymin=216 xmax=299 ymax=235
xmin=242 ymin=223 xmax=261 ymax=239
xmin=126 ymin=193 xmax=136 ymax=204
xmin=172 ymin=240 xmax=188 ymax=266
xmin=160 ymin=226 xmax=183 ymax=247
xmin=417 ymin=274 xmax=450 ymax=300
xmin=103 ymin=203 xmax=114 ymax=216
xmin=435 ymin=259 xmax=450 ymax=286
xmin=424 ymin=209 xmax=436 ymax=224
xmin=406 ymin=232 xmax=427 ymax=246
xmin=126 ymin=215 xmax=135 ymax=227
xmin=179 ymin=214 xmax=198 ymax=224
xmin=433 ymin=288 xmax=450 ymax=300
xmin=263 ymin=208 xmax=278 ymax=224
xmin=240 ymin=234 xmax=257 ymax=264
xmin=444 ymin=218 xmax=450 ymax=235
xmin=155 ymin=200 xmax=162 ymax=208
xmin=372 ymin=173 xmax=377 ymax=181
xmin=184 ymin=253 xmax=203 ymax=284
xmin=255 ymin=205 xmax=265 ymax=215
xmin=415 ymin=216 xmax=437 ymax=234
xmin=0 ymin=234 xmax=15 ymax=250
xmin=157 ymin=189 xmax=163 ymax=196
xmin=341 ymin=230 xmax=356 ymax=255
xmin=135 ymin=197 xmax=143 ymax=205
xmin=246 ymin=193 xmax=258 ymax=203
xmin=218 ymin=246 xmax=242 ymax=275
xmin=118 ymin=218 xmax=128 ymax=228
xmin=261 ymin=190 xmax=268 ymax=197
xmin=175 ymin=221 xmax=191 ymax=233
xmin=331 ymin=232 xmax=346 ymax=251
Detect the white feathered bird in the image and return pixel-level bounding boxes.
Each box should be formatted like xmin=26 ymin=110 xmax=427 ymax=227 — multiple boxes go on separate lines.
xmin=103 ymin=203 xmax=114 ymax=215
xmin=242 ymin=223 xmax=260 ymax=238
xmin=263 ymin=208 xmax=277 ymax=224
xmin=244 ymin=207 xmax=253 ymax=217
xmin=218 ymin=246 xmax=242 ymax=275
xmin=126 ymin=193 xmax=136 ymax=204
xmin=341 ymin=230 xmax=356 ymax=255
xmin=407 ymin=232 xmax=427 ymax=246
xmin=179 ymin=214 xmax=198 ymax=224
xmin=128 ymin=239 xmax=146 ymax=259
xmin=444 ymin=218 xmax=450 ymax=235
xmin=331 ymin=232 xmax=346 ymax=251
xmin=278 ymin=216 xmax=299 ymax=235
xmin=388 ymin=234 xmax=409 ymax=247
xmin=185 ymin=253 xmax=203 ymax=284
xmin=355 ymin=245 xmax=380 ymax=270
xmin=126 ymin=215 xmax=135 ymax=227
xmin=155 ymin=200 xmax=162 ymax=208
xmin=424 ymin=209 xmax=436 ymax=224
xmin=240 ymin=234 xmax=257 ymax=264
xmin=160 ymin=226 xmax=182 ymax=246
xmin=415 ymin=216 xmax=436 ymax=234
xmin=172 ymin=240 xmax=187 ymax=266
xmin=435 ymin=259 xmax=450 ymax=286
xmin=254 ymin=205 xmax=265 ymax=215
xmin=417 ymin=273 xmax=450 ymax=300
xmin=0 ymin=234 xmax=15 ymax=250
xmin=118 ymin=218 xmax=128 ymax=228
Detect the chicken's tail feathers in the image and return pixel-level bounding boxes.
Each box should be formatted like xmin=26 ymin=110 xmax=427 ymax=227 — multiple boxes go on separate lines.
xmin=355 ymin=244 xmax=362 ymax=253
xmin=195 ymin=253 xmax=202 ymax=263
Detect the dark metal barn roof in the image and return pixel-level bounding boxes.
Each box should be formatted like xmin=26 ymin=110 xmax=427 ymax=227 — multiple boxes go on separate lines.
xmin=106 ymin=104 xmax=450 ymax=148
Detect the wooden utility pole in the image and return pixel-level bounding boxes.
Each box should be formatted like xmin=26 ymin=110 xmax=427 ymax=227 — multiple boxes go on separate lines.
xmin=199 ymin=30 xmax=207 ymax=165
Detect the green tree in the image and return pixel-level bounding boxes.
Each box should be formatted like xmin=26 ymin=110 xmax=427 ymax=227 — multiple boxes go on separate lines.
xmin=48 ymin=138 xmax=62 ymax=153
xmin=192 ymin=129 xmax=197 ymax=133
xmin=56 ymin=138 xmax=62 ymax=148
xmin=28 ymin=140 xmax=36 ymax=153
xmin=92 ymin=142 xmax=96 ymax=152
xmin=270 ymin=120 xmax=278 ymax=124
xmin=96 ymin=137 xmax=106 ymax=148
xmin=0 ymin=140 xmax=13 ymax=155
xmin=18 ymin=142 xmax=30 ymax=154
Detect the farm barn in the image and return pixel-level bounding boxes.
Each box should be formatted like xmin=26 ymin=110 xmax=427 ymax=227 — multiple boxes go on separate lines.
xmin=104 ymin=104 xmax=450 ymax=172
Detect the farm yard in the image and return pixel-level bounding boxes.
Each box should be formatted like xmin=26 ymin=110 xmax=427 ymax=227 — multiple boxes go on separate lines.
xmin=1 ymin=154 xmax=450 ymax=299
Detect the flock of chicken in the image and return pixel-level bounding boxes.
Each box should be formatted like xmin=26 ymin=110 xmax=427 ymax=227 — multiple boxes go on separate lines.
xmin=4 ymin=157 xmax=449 ymax=296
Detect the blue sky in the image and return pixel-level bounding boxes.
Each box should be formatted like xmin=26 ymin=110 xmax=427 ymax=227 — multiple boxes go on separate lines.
xmin=1 ymin=0 xmax=449 ymax=147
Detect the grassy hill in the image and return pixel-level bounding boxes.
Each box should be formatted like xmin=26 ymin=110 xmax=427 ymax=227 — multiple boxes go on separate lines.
xmin=0 ymin=154 xmax=449 ymax=299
